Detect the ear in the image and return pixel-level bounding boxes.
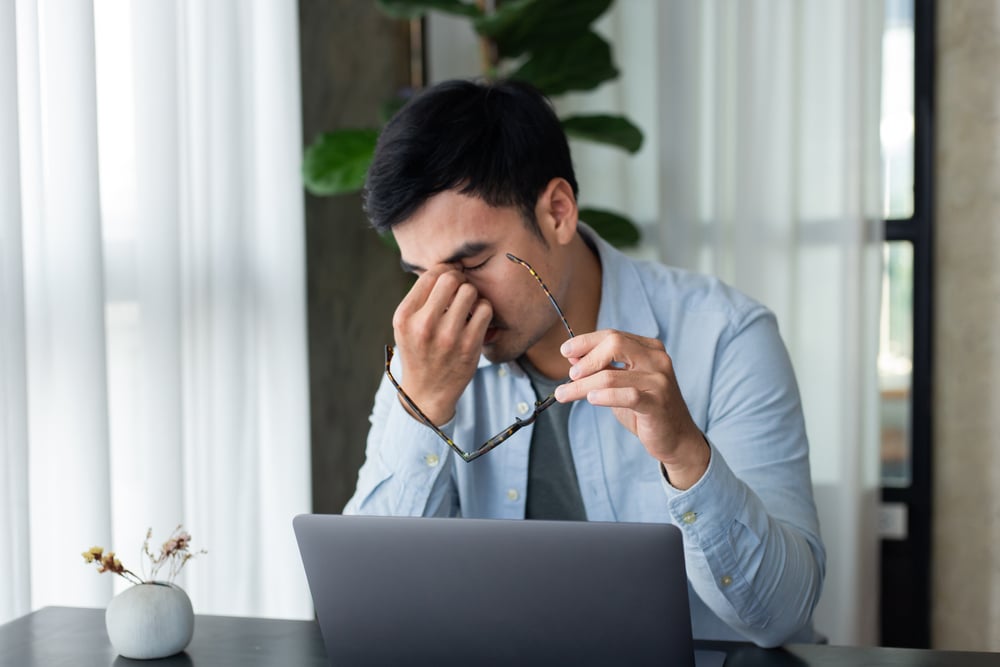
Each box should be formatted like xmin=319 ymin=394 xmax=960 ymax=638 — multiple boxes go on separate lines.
xmin=535 ymin=178 xmax=578 ymax=246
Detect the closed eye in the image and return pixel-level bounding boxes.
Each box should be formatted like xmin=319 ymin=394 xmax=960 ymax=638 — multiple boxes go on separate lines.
xmin=463 ymin=257 xmax=491 ymax=272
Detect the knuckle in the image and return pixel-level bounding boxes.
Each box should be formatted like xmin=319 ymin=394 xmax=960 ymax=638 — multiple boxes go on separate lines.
xmin=408 ymin=316 xmax=435 ymax=344
xmin=459 ymin=338 xmax=482 ymax=358
xmin=412 ymin=330 xmax=434 ymax=348
xmin=660 ymin=353 xmax=675 ymax=374
xmin=599 ymin=369 xmax=619 ymax=386
xmin=437 ymin=330 xmax=458 ymax=349
xmin=393 ymin=309 xmax=422 ymax=336
xmin=590 ymin=370 xmax=616 ymax=392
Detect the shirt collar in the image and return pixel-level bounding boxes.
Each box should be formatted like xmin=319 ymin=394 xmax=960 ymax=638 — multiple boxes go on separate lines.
xmin=580 ymin=223 xmax=660 ymax=340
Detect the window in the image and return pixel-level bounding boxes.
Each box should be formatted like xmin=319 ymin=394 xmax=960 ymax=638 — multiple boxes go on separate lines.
xmin=878 ymin=0 xmax=916 ymax=489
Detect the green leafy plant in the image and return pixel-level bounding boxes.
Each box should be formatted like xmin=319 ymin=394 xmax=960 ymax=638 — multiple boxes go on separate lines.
xmin=302 ymin=0 xmax=642 ymax=247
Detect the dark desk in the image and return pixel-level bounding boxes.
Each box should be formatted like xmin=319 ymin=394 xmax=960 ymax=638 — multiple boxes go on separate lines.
xmin=2 ymin=607 xmax=998 ymax=666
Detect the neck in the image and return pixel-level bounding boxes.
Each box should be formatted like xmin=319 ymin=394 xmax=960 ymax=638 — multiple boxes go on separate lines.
xmin=523 ymin=235 xmax=602 ymax=380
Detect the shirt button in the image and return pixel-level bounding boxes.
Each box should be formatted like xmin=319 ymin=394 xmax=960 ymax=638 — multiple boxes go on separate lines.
xmin=498 ymin=366 xmax=508 ymax=378
xmin=517 ymin=402 xmax=530 ymax=415
xmin=720 ymin=575 xmax=733 ymax=587
xmin=681 ymin=511 xmax=698 ymax=525
xmin=424 ymin=453 xmax=440 ymax=467
xmin=506 ymin=488 xmax=520 ymax=501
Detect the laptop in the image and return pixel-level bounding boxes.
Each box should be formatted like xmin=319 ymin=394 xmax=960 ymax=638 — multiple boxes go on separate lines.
xmin=294 ymin=514 xmax=726 ymax=667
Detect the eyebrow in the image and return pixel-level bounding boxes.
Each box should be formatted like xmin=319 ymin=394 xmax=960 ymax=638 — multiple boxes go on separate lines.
xmin=399 ymin=241 xmax=493 ymax=273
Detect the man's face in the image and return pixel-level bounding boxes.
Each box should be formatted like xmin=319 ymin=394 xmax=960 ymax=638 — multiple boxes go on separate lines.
xmin=392 ymin=189 xmax=568 ymax=364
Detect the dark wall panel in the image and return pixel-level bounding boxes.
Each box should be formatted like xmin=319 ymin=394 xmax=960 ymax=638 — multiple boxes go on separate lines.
xmin=299 ymin=1 xmax=412 ymax=514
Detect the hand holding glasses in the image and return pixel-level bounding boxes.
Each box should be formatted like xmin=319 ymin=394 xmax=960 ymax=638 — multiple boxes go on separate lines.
xmin=384 ymin=253 xmax=575 ymax=462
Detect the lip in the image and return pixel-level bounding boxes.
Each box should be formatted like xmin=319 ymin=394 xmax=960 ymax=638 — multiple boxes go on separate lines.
xmin=483 ymin=326 xmax=499 ymax=345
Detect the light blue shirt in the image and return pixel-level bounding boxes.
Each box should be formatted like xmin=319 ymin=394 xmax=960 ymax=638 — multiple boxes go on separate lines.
xmin=345 ymin=227 xmax=825 ymax=647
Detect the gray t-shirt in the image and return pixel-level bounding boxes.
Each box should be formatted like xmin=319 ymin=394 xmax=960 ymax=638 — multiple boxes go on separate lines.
xmin=519 ymin=358 xmax=587 ymax=521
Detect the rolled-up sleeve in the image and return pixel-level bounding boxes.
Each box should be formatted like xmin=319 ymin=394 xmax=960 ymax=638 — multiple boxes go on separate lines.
xmin=343 ymin=357 xmax=459 ymax=517
xmin=662 ymin=309 xmax=825 ymax=647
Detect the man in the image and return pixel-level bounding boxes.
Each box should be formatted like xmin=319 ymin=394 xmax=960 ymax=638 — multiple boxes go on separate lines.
xmin=344 ymin=79 xmax=825 ymax=647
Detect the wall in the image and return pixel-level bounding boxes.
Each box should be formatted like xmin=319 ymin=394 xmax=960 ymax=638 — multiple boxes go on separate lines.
xmin=932 ymin=0 xmax=1000 ymax=651
xmin=298 ymin=1 xmax=411 ymax=515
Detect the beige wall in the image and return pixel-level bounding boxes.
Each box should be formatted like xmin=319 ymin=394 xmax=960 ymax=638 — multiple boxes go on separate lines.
xmin=932 ymin=0 xmax=1000 ymax=651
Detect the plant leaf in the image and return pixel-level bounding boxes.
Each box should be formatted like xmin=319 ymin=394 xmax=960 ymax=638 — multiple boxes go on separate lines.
xmin=578 ymin=208 xmax=641 ymax=247
xmin=561 ymin=114 xmax=643 ymax=153
xmin=474 ymin=0 xmax=612 ymax=59
xmin=376 ymin=0 xmax=482 ymax=20
xmin=472 ymin=0 xmax=533 ymax=46
xmin=302 ymin=129 xmax=379 ymax=196
xmin=511 ymin=31 xmax=617 ymax=96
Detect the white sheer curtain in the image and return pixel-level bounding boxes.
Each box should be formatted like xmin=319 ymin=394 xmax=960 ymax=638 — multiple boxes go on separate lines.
xmin=0 ymin=0 xmax=32 ymax=627
xmin=426 ymin=0 xmax=884 ymax=646
xmin=656 ymin=1 xmax=883 ymax=645
xmin=1 ymin=0 xmax=312 ymax=624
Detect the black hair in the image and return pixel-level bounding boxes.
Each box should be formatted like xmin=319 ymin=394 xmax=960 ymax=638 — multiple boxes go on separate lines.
xmin=362 ymin=79 xmax=578 ymax=235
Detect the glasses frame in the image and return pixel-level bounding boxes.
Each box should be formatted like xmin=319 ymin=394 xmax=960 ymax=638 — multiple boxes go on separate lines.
xmin=384 ymin=252 xmax=575 ymax=463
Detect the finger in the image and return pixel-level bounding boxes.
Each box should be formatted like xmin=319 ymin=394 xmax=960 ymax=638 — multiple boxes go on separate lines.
xmin=424 ymin=270 xmax=468 ymax=314
xmin=461 ymin=298 xmax=493 ymax=351
xmin=559 ymin=330 xmax=608 ymax=360
xmin=440 ymin=281 xmax=480 ymax=330
xmin=576 ymin=331 xmax=669 ymax=380
xmin=554 ymin=368 xmax=615 ymax=403
xmin=553 ymin=381 xmax=584 ymax=404
xmin=394 ymin=265 xmax=458 ymax=324
xmin=557 ymin=369 xmax=666 ymax=410
xmin=567 ymin=331 xmax=638 ymax=380
xmin=585 ymin=386 xmax=645 ymax=410
xmin=468 ymin=297 xmax=492 ymax=327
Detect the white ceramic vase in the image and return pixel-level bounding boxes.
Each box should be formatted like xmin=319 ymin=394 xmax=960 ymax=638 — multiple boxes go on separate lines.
xmin=105 ymin=581 xmax=194 ymax=659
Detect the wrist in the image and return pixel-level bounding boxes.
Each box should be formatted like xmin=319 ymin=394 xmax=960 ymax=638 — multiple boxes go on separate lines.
xmin=396 ymin=391 xmax=456 ymax=427
xmin=660 ymin=433 xmax=711 ymax=491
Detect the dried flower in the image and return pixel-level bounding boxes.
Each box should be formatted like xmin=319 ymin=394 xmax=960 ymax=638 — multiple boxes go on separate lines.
xmin=81 ymin=545 xmax=142 ymax=585
xmin=82 ymin=525 xmax=206 ymax=586
xmin=142 ymin=525 xmax=207 ymax=583
xmin=81 ymin=546 xmax=104 ymax=563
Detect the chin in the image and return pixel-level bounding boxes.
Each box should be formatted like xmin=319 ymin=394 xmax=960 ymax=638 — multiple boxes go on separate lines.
xmin=481 ymin=340 xmax=522 ymax=366
xmin=481 ymin=346 xmax=511 ymax=365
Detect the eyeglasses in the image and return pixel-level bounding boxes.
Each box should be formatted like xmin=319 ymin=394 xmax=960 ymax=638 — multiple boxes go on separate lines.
xmin=384 ymin=253 xmax=575 ymax=463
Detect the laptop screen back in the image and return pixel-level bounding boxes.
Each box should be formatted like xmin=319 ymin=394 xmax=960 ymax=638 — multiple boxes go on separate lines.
xmin=294 ymin=514 xmax=696 ymax=667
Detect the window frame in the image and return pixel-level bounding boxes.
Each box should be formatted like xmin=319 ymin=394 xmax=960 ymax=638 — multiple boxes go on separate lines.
xmin=879 ymin=0 xmax=935 ymax=648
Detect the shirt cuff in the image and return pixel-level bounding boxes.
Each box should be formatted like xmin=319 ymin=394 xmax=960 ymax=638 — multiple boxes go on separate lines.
xmin=659 ymin=439 xmax=749 ymax=547
xmin=377 ymin=396 xmax=455 ymax=481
